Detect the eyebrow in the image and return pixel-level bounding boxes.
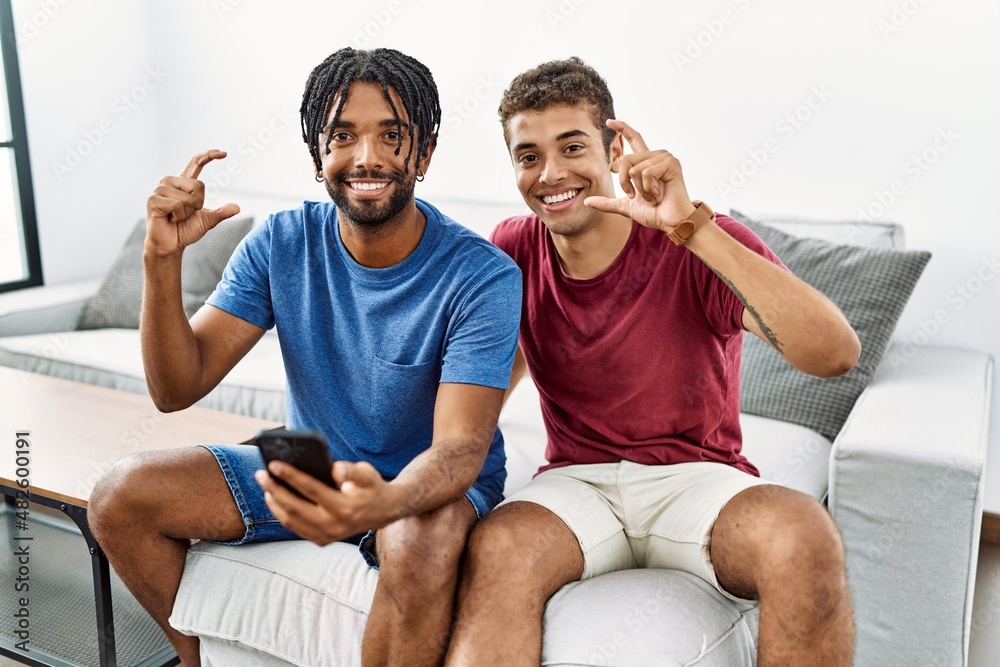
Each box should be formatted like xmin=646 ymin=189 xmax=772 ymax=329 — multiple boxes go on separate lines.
xmin=511 ymin=129 xmax=590 ymax=152
xmin=330 ymin=119 xmax=406 ymax=131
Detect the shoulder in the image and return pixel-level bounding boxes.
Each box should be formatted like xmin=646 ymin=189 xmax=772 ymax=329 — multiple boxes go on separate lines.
xmin=421 ymin=199 xmax=521 ymax=277
xmin=489 ymin=213 xmax=545 ymax=259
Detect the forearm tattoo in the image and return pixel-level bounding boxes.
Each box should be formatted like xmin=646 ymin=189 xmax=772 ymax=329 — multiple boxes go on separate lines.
xmin=713 ymin=269 xmax=783 ymax=353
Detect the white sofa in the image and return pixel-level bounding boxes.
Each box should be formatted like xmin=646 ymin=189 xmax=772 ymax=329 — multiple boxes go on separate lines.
xmin=0 ymin=202 xmax=992 ymax=666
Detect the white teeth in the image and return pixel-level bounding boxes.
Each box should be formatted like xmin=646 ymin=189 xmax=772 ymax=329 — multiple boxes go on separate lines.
xmin=542 ymin=190 xmax=578 ymax=205
xmin=350 ymin=182 xmax=388 ymax=191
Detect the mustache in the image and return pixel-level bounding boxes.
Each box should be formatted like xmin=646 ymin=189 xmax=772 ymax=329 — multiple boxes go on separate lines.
xmin=336 ymin=170 xmax=406 ymax=184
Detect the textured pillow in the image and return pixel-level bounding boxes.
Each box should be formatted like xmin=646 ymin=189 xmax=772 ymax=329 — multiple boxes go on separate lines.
xmin=77 ymin=216 xmax=253 ymax=330
xmin=730 ymin=210 xmax=931 ymax=441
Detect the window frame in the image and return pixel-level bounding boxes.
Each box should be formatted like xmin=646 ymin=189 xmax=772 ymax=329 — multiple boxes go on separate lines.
xmin=0 ymin=0 xmax=43 ymax=293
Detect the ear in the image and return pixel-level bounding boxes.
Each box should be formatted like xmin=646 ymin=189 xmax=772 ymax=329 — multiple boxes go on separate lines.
xmin=417 ymin=133 xmax=437 ymax=175
xmin=608 ymin=131 xmax=624 ymax=173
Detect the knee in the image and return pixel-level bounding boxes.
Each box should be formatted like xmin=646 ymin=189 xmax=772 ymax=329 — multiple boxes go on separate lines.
xmin=768 ymin=505 xmax=845 ymax=579
xmin=377 ymin=502 xmax=474 ymax=591
xmin=464 ymin=513 xmax=536 ymax=574
xmin=759 ymin=500 xmax=849 ymax=614
xmin=89 ymin=453 xmax=160 ymax=541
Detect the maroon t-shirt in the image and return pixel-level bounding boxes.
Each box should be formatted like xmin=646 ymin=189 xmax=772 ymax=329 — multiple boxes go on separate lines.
xmin=490 ymin=213 xmax=785 ymax=477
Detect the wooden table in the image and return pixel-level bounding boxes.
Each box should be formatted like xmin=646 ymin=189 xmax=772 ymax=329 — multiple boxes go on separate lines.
xmin=0 ymin=367 xmax=281 ymax=667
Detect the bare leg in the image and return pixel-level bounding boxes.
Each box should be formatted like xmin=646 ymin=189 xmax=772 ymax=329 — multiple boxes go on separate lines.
xmin=711 ymin=484 xmax=854 ymax=667
xmin=360 ymin=496 xmax=478 ymax=667
xmin=445 ymin=501 xmax=584 ymax=667
xmin=88 ymin=448 xmax=245 ymax=667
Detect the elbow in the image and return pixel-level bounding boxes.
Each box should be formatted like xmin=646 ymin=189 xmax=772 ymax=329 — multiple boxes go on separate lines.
xmin=146 ymin=381 xmax=196 ymax=413
xmin=149 ymin=393 xmax=191 ymax=413
xmin=816 ymin=329 xmax=862 ymax=378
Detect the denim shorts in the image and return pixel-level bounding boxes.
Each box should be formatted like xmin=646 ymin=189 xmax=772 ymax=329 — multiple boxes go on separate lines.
xmin=199 ymin=443 xmax=504 ymax=569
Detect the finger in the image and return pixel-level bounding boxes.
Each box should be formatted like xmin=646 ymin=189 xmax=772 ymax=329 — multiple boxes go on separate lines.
xmin=255 ymin=470 xmax=294 ymax=518
xmin=624 ymin=157 xmax=656 ymax=203
xmin=259 ymin=488 xmax=323 ymax=543
xmin=267 ymin=461 xmax=331 ymax=504
xmin=607 ymin=119 xmax=650 ymax=153
xmin=583 ymin=195 xmax=631 ymax=217
xmin=152 ymin=184 xmax=201 ymax=211
xmin=629 ymin=153 xmax=673 ymax=204
xmin=339 ymin=461 xmax=380 ymax=486
xmin=617 ymin=154 xmax=637 ymax=198
xmin=202 ymin=202 xmax=241 ymax=229
xmin=161 ymin=174 xmax=205 ymax=199
xmin=636 ymin=161 xmax=665 ymax=203
xmin=181 ymin=149 xmax=227 ymax=180
xmin=147 ymin=194 xmax=196 ymax=222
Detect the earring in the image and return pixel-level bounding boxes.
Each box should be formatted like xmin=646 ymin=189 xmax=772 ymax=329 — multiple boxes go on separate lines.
xmin=416 ymin=171 xmax=425 ymax=183
xmin=315 ymin=172 xmax=324 ymax=183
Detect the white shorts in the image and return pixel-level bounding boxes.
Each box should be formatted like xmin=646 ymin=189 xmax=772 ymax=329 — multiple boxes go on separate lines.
xmin=499 ymin=460 xmax=772 ymax=602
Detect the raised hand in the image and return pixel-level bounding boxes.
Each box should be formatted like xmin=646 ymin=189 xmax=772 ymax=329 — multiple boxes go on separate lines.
xmin=584 ymin=120 xmax=697 ymax=233
xmin=145 ymin=149 xmax=241 ymax=257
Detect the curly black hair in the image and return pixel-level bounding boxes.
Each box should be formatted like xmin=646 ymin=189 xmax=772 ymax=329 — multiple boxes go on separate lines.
xmin=499 ymin=57 xmax=616 ymax=154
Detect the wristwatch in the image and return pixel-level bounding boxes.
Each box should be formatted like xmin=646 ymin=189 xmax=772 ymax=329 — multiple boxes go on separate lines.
xmin=667 ymin=200 xmax=715 ymax=246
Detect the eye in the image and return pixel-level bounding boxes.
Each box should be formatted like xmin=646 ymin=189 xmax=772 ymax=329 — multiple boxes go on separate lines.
xmin=385 ymin=130 xmax=402 ymax=141
xmin=565 ymin=144 xmax=584 ymax=154
xmin=331 ymin=131 xmax=351 ymax=142
xmin=517 ymin=154 xmax=538 ymax=165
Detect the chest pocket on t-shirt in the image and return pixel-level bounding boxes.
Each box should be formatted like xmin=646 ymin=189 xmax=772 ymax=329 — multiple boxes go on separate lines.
xmin=369 ymin=356 xmax=441 ymax=430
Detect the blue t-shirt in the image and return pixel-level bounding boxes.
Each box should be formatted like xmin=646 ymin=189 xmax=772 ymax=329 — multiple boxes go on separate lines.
xmin=207 ymin=198 xmax=521 ymax=494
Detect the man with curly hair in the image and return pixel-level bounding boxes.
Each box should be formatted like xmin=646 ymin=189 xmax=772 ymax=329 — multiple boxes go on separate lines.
xmin=445 ymin=57 xmax=860 ymax=666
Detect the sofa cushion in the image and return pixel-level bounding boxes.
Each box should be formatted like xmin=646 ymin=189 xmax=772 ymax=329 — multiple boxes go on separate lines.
xmin=0 ymin=278 xmax=102 ymax=337
xmin=730 ymin=211 xmax=931 ymax=441
xmin=543 ymin=569 xmax=758 ymax=666
xmin=738 ymin=413 xmax=831 ymax=500
xmin=742 ymin=215 xmax=904 ymax=250
xmin=171 ymin=541 xmax=378 ymax=667
xmin=172 ymin=541 xmax=758 ymax=667
xmin=0 ymin=329 xmax=286 ymax=422
xmin=77 ymin=216 xmax=253 ymax=330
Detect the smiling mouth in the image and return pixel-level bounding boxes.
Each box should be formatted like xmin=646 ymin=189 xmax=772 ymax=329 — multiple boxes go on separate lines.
xmin=347 ymin=181 xmax=390 ymax=194
xmin=539 ymin=189 xmax=581 ymax=206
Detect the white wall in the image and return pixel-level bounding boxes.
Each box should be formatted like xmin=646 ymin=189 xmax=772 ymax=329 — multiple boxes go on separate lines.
xmin=12 ymin=0 xmax=1000 ymax=509
xmin=12 ymin=0 xmax=162 ymax=283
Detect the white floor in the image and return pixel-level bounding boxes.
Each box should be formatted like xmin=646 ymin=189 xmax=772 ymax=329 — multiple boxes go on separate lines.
xmin=3 ymin=545 xmax=1000 ymax=666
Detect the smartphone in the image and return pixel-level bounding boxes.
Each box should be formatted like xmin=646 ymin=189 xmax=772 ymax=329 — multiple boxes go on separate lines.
xmin=254 ymin=429 xmax=337 ymax=500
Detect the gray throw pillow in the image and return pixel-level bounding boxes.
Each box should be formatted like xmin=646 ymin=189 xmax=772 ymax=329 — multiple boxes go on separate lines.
xmin=730 ymin=210 xmax=931 ymax=441
xmin=77 ymin=216 xmax=254 ymax=330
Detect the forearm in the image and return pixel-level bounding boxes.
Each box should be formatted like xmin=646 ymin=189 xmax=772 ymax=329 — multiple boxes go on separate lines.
xmin=140 ymin=249 xmax=207 ymax=410
xmin=386 ymin=437 xmax=489 ymax=520
xmin=685 ymin=221 xmax=860 ymax=376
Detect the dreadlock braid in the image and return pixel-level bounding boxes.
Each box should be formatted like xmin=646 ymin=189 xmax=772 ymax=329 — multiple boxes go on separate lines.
xmin=300 ymin=48 xmax=441 ymax=177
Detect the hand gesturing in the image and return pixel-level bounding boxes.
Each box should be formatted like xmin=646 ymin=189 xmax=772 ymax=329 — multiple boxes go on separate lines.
xmin=145 ymin=149 xmax=241 ymax=257
xmin=584 ymin=120 xmax=696 ymax=233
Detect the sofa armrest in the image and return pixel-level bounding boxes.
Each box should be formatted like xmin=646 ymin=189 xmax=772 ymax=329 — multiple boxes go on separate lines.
xmin=829 ymin=344 xmax=993 ymax=667
xmin=0 ymin=278 xmax=102 ymax=337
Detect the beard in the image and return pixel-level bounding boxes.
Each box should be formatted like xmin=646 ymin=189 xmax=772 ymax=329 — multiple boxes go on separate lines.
xmin=324 ymin=168 xmax=416 ymax=229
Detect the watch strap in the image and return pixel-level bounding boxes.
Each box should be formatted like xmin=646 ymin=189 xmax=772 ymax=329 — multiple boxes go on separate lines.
xmin=667 ymin=200 xmax=715 ymax=246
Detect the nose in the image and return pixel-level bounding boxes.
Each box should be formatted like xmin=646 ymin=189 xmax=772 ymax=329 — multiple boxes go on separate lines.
xmin=354 ymin=135 xmax=383 ymax=172
xmin=539 ymin=157 xmax=565 ymax=186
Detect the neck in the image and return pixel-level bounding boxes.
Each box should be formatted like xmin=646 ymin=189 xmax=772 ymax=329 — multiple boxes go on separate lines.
xmin=550 ymin=211 xmax=633 ymax=280
xmin=339 ymin=200 xmax=426 ymax=268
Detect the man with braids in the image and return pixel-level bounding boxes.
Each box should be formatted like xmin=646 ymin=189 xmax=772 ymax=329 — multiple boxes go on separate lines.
xmin=88 ymin=48 xmax=520 ymax=667
xmin=445 ymin=58 xmax=859 ymax=666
